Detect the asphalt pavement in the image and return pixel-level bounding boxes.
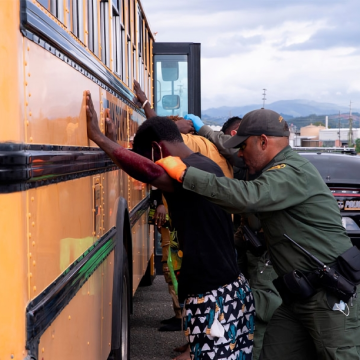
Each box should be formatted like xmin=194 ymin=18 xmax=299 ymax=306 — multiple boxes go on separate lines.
xmin=130 ymin=276 xmax=185 ymax=360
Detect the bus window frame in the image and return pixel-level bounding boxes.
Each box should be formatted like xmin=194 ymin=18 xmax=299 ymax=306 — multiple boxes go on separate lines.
xmin=100 ymin=0 xmax=110 ymax=67
xmin=71 ymin=0 xmax=85 ymax=43
xmin=87 ymin=0 xmax=100 ymax=57
xmin=112 ymin=0 xmax=125 ymax=80
xmin=50 ymin=0 xmax=65 ymax=23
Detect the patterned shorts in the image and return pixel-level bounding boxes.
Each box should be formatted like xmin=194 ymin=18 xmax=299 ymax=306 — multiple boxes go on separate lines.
xmin=184 ymin=274 xmax=255 ymax=360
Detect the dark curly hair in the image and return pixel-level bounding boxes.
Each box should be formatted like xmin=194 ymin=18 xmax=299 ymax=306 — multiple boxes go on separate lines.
xmin=132 ymin=116 xmax=183 ymax=155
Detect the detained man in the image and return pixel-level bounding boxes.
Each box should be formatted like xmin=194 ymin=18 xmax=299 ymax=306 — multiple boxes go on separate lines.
xmin=84 ymin=90 xmax=255 ymax=360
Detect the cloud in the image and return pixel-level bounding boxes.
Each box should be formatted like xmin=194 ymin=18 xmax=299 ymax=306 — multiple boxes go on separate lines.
xmin=142 ymin=0 xmax=360 ymax=109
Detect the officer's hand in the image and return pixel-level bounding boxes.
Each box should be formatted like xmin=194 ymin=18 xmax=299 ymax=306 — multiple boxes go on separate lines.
xmin=155 ymin=156 xmax=187 ymax=183
xmin=184 ymin=114 xmax=204 ymax=132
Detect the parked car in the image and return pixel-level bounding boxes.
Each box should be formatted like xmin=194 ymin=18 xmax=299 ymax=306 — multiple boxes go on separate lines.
xmin=298 ymin=151 xmax=360 ymax=247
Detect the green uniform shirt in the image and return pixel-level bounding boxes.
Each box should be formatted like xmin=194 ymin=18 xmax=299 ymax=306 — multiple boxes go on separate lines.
xmin=183 ymin=146 xmax=352 ymax=277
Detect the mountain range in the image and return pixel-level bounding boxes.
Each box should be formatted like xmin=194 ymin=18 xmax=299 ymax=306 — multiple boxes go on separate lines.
xmin=202 ymin=99 xmax=360 ymax=125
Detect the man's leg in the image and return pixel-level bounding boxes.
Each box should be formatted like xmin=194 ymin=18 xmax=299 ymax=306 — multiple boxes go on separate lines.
xmin=184 ymin=275 xmax=254 ymax=359
xmin=297 ymin=289 xmax=360 ymax=360
xmin=260 ymin=304 xmax=317 ymax=360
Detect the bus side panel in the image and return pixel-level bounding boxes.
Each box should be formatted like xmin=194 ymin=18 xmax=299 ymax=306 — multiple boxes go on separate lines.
xmin=0 ymin=193 xmax=28 ymax=358
xmin=38 ymin=251 xmax=114 ymax=360
xmin=28 ymin=178 xmax=97 ymax=299
xmin=131 ymin=212 xmax=150 ymax=293
xmin=0 ymin=0 xmax=25 ymax=143
xmin=24 ymin=38 xmax=99 ymax=146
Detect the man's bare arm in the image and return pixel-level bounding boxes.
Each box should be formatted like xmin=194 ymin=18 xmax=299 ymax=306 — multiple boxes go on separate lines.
xmin=133 ymin=80 xmax=157 ymax=119
xmin=85 ymin=90 xmax=174 ymax=192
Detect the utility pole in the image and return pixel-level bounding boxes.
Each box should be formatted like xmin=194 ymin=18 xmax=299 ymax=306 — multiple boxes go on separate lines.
xmin=338 ymin=111 xmax=341 ymax=147
xmin=262 ymin=89 xmax=267 ymax=109
xmin=348 ymin=101 xmax=353 ymax=147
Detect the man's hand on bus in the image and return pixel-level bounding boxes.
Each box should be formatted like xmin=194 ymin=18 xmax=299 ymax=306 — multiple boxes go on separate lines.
xmin=133 ymin=80 xmax=157 ymax=119
xmin=85 ymin=90 xmax=102 ymax=143
xmin=104 ymin=108 xmax=117 ymax=143
xmin=175 ymin=119 xmax=195 ymax=135
xmin=134 ymin=80 xmax=147 ymax=104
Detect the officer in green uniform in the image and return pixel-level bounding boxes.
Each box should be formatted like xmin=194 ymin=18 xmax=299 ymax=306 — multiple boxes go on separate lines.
xmin=156 ymin=108 xmax=360 ymax=360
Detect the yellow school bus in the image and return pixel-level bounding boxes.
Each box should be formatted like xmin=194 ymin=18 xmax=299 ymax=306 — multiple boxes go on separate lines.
xmin=0 ymin=0 xmax=201 ymax=358
xmin=0 ymin=0 xmax=155 ymax=359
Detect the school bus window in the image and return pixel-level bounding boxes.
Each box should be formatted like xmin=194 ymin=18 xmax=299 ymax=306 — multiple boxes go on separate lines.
xmin=133 ymin=46 xmax=136 ymax=84
xmin=126 ymin=0 xmax=131 ymax=39
xmin=127 ymin=39 xmax=132 ymax=87
xmin=132 ymin=0 xmax=136 ymax=45
xmin=112 ymin=0 xmax=125 ymax=79
xmin=100 ymin=0 xmax=110 ymax=67
xmin=72 ymin=0 xmax=85 ymax=43
xmin=87 ymin=0 xmax=99 ymax=56
xmin=145 ymin=29 xmax=148 ymax=69
xmin=137 ymin=6 xmax=143 ymax=59
xmin=50 ymin=0 xmax=65 ymax=23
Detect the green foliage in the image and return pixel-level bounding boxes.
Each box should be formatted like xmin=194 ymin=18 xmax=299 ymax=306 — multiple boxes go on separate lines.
xmin=313 ymin=121 xmax=325 ymax=126
xmin=355 ymin=139 xmax=360 ymax=153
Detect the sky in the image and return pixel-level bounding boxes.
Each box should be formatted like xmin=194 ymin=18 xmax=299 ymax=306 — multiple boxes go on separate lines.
xmin=141 ymin=0 xmax=360 ymax=111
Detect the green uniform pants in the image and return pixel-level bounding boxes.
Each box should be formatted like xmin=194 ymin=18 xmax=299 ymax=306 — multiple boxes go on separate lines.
xmin=247 ymin=252 xmax=282 ymax=360
xmin=260 ymin=287 xmax=360 ymax=360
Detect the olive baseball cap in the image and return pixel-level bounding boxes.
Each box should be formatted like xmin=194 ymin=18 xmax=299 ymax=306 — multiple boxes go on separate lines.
xmin=223 ymin=108 xmax=290 ymax=148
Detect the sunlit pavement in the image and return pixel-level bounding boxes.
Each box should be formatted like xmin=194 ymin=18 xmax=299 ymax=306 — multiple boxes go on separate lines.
xmin=130 ymin=276 xmax=185 ymax=359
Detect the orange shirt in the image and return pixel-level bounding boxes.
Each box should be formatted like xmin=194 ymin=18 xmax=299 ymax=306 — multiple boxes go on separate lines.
xmin=181 ymin=134 xmax=233 ymax=178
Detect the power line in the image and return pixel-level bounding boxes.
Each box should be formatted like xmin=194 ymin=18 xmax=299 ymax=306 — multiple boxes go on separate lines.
xmin=262 ymin=89 xmax=267 ymax=109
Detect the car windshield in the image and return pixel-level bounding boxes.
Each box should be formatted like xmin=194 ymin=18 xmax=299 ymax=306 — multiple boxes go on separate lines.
xmin=300 ymin=154 xmax=360 ymax=184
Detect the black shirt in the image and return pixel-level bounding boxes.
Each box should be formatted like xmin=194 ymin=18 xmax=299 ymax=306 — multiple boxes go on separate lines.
xmin=163 ymin=153 xmax=239 ymax=302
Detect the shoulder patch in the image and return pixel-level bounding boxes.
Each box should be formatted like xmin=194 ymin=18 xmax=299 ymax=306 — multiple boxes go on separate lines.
xmin=267 ymin=164 xmax=286 ymax=171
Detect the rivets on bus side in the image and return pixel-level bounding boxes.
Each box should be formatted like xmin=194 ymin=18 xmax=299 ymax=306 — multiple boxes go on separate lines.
xmin=109 ymin=302 xmax=111 ymax=306
xmin=52 ymin=334 xmax=55 ymax=339
xmin=28 ymin=213 xmax=31 ymax=218
xmin=33 ymin=286 xmax=37 ymax=292
xmin=28 ymin=233 xmax=31 ymax=238
xmin=29 ymin=273 xmax=32 ymax=278
xmin=68 ymin=315 xmax=71 ymax=320
xmin=29 ymin=93 xmax=31 ymax=97
xmin=42 ymin=348 xmax=45 ymax=353
xmin=32 ymin=241 xmax=35 ymax=246
xmin=25 ymin=81 xmax=28 ymax=86
xmin=27 ymin=47 xmax=30 ymax=51
xmin=28 ymin=73 xmax=31 ymax=77
xmin=26 ymin=121 xmax=29 ymax=126
xmin=29 ymin=137 xmax=33 ymax=142
xmin=26 ymin=102 xmax=28 ymax=106
xmin=29 ymin=112 xmax=32 ymax=116
xmin=31 ymin=197 xmax=34 ymax=201
xmin=33 ymin=260 xmax=36 ymax=266
xmin=87 ymin=341 xmax=90 ymax=345
xmin=32 ymin=221 xmax=35 ymax=227
xmin=109 ymin=342 xmax=111 ymax=347
xmin=92 ymin=231 xmax=95 ymax=236
xmin=29 ymin=253 xmax=32 ymax=258
xmin=24 ymin=61 xmax=27 ymax=66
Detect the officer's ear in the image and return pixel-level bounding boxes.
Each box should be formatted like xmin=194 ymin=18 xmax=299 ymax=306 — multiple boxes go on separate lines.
xmin=260 ymin=134 xmax=267 ymax=149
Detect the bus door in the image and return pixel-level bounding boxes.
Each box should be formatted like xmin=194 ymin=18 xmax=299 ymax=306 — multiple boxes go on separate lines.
xmin=153 ymin=43 xmax=201 ymax=118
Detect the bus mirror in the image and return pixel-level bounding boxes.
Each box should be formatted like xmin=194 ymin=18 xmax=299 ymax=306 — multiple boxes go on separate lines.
xmin=162 ymin=95 xmax=180 ymax=110
xmin=161 ymin=61 xmax=179 ymax=81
